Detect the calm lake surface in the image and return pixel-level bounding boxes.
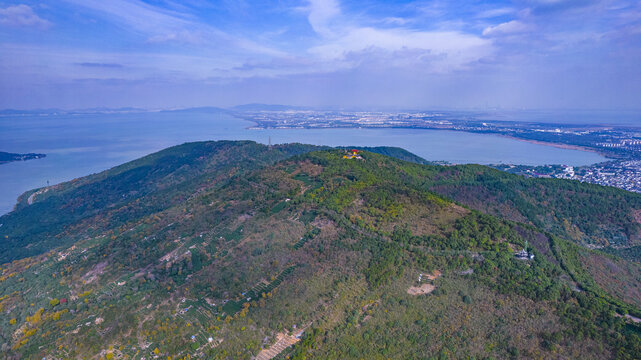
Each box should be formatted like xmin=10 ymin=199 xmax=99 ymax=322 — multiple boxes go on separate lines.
xmin=0 ymin=109 xmax=607 ymax=215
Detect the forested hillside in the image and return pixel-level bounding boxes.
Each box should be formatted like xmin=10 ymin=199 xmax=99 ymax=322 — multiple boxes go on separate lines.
xmin=423 ymin=165 xmax=641 ymax=246
xmin=0 ymin=141 xmax=640 ymax=359
xmin=0 ymin=141 xmax=322 ymax=263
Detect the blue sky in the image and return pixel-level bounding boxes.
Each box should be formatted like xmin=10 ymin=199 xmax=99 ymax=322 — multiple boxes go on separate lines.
xmin=0 ymin=0 xmax=640 ymax=110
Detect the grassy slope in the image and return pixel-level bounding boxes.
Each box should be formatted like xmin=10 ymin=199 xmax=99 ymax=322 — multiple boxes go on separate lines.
xmin=0 ymin=143 xmax=640 ymax=359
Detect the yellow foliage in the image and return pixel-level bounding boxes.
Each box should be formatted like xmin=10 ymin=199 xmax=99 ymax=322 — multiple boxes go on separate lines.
xmin=105 ymin=352 xmax=114 ymax=360
xmin=154 ymin=347 xmax=160 ymax=355
xmin=12 ymin=337 xmax=29 ymax=350
xmin=26 ymin=308 xmax=44 ymax=325
xmin=10 ymin=318 xmax=17 ymax=325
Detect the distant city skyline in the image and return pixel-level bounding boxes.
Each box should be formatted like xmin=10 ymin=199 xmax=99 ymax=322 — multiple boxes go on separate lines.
xmin=1 ymin=0 xmax=640 ymax=111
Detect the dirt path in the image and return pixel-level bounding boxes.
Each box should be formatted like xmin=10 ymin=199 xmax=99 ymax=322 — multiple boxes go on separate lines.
xmin=255 ymin=331 xmax=302 ymax=360
xmin=407 ymin=283 xmax=435 ymax=295
xmin=27 ymin=187 xmax=49 ymax=205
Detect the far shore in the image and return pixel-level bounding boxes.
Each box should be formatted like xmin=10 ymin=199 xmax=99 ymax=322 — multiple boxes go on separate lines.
xmin=501 ymin=135 xmax=612 ymax=160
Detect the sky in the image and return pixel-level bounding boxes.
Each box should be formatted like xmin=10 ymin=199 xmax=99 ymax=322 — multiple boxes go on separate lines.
xmin=0 ymin=0 xmax=640 ymax=110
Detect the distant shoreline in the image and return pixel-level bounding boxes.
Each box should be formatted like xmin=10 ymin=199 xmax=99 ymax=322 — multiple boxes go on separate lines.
xmin=500 ymin=136 xmax=611 ymax=160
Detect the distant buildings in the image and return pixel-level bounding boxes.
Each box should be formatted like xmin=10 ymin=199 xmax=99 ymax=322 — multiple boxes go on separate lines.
xmin=597 ymin=139 xmax=641 ymax=148
xmin=561 ymin=166 xmax=575 ymax=178
xmin=494 ymin=161 xmax=641 ymax=194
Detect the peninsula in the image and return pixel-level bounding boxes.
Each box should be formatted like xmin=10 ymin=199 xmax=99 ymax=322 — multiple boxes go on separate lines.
xmin=0 ymin=151 xmax=46 ymax=165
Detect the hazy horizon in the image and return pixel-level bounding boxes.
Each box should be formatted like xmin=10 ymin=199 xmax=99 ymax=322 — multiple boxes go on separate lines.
xmin=1 ymin=0 xmax=640 ymax=111
xmin=2 ymin=106 xmax=640 ymax=127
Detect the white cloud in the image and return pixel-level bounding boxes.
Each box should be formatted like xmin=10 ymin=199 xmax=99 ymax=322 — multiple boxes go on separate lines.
xmin=476 ymin=7 xmax=516 ymax=19
xmin=482 ymin=20 xmax=531 ymax=36
xmin=305 ymin=0 xmax=492 ymax=73
xmin=0 ymin=4 xmax=51 ymax=29
xmin=0 ymin=43 xmax=240 ymax=82
xmin=148 ymin=31 xmax=204 ymax=44
xmin=307 ymin=0 xmax=341 ymax=36
xmin=310 ymin=27 xmax=491 ymax=71
xmin=530 ymin=0 xmax=570 ymax=4
xmin=62 ymin=0 xmax=192 ymax=36
xmin=381 ymin=17 xmax=411 ymax=26
xmin=61 ymin=0 xmax=283 ymax=56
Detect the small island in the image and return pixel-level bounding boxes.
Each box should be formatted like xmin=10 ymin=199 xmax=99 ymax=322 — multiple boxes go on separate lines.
xmin=0 ymin=151 xmax=46 ymax=165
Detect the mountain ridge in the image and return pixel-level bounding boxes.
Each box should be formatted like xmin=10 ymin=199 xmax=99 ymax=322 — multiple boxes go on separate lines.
xmin=1 ymin=141 xmax=640 ymax=359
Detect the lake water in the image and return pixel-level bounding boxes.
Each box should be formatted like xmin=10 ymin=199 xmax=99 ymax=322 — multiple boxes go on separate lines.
xmin=0 ymin=109 xmax=607 ymax=215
